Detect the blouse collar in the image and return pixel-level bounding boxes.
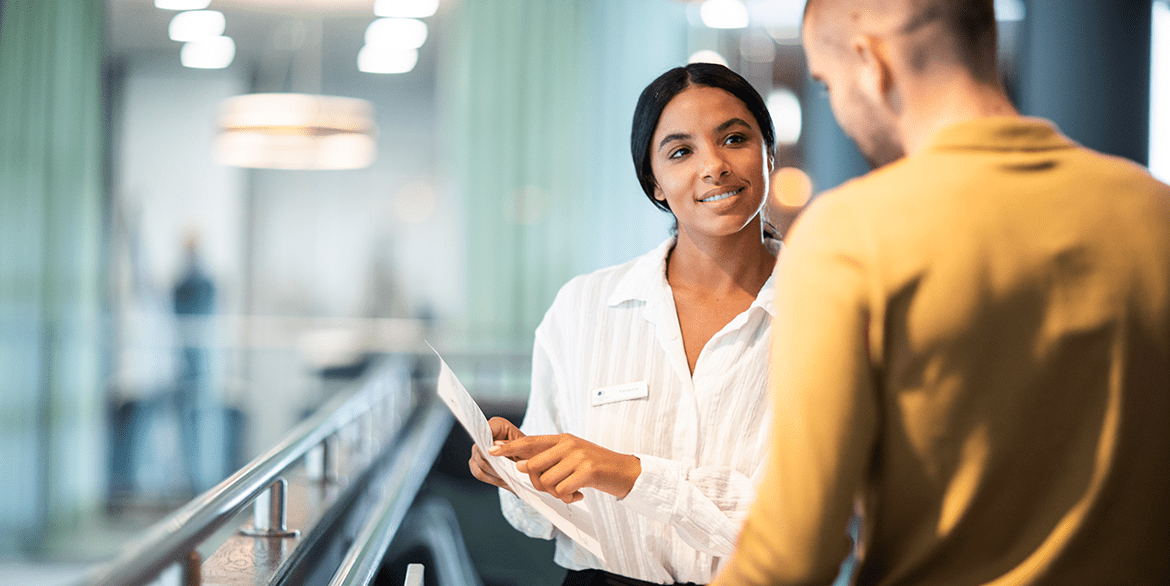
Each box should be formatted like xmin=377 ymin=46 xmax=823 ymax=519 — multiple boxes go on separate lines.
xmin=607 ymin=236 xmax=779 ymax=318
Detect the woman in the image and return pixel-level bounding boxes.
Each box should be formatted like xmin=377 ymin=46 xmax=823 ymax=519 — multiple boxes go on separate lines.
xmin=469 ymin=63 xmax=778 ymax=586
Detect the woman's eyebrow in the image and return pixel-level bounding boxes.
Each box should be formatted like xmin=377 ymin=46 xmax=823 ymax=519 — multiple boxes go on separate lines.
xmin=658 ymin=132 xmax=691 ymax=151
xmin=716 ymin=117 xmax=751 ymax=133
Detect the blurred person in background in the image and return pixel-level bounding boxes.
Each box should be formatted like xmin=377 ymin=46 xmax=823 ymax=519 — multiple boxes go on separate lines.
xmin=714 ymin=0 xmax=1170 ymax=584
xmin=172 ymin=233 xmax=217 ymax=495
xmin=469 ymin=63 xmax=781 ymax=586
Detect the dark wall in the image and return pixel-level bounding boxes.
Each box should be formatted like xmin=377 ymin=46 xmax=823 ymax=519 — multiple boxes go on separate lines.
xmin=1018 ymin=0 xmax=1152 ymax=165
xmin=802 ymin=76 xmax=871 ymax=195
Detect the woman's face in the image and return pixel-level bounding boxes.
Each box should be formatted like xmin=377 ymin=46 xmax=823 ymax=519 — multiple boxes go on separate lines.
xmin=649 ymin=85 xmax=772 ymax=241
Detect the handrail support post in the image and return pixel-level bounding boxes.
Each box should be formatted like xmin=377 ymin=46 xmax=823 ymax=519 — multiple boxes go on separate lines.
xmin=241 ymin=477 xmax=299 ymax=538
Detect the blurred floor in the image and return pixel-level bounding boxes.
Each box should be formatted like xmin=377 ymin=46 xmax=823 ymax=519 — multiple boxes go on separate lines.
xmin=0 ymin=562 xmax=90 ymax=586
xmin=0 ymin=504 xmax=168 ymax=586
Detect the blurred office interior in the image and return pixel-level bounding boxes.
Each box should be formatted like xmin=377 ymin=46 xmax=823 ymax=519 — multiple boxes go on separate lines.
xmin=0 ymin=0 xmax=1165 ymax=584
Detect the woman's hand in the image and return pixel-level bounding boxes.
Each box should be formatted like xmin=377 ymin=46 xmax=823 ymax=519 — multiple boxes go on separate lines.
xmin=489 ymin=433 xmax=641 ymax=504
xmin=468 ymin=417 xmax=527 ymax=492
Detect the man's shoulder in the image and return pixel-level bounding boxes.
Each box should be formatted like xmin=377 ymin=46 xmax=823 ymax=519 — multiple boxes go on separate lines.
xmin=795 ymin=161 xmax=912 ymax=229
xmin=1073 ymin=146 xmax=1169 ymax=190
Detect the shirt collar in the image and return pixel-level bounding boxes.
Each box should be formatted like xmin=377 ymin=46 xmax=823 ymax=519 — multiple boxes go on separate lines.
xmin=606 ymin=236 xmax=780 ymax=318
xmin=608 ymin=237 xmax=675 ymax=307
xmin=927 ymin=116 xmax=1075 ymax=153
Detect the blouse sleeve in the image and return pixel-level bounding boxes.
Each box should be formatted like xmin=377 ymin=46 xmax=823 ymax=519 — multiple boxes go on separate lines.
xmin=619 ymin=452 xmax=763 ymax=556
xmin=498 ymin=320 xmax=563 ymax=540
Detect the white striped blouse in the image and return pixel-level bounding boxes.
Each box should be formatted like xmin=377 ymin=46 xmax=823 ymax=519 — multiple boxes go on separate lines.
xmin=500 ymin=237 xmax=779 ymax=585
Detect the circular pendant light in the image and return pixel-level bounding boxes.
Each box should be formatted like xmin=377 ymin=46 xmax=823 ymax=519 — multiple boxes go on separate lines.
xmin=215 ymin=93 xmax=378 ymax=170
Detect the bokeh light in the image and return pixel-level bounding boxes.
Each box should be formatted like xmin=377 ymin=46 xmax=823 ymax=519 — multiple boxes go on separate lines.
xmin=771 ymin=166 xmax=813 ymax=209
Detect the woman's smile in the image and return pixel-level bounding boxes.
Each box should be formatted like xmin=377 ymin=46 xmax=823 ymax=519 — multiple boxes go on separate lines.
xmin=649 ymin=85 xmax=771 ymax=239
xmin=698 ymin=186 xmax=744 ymax=203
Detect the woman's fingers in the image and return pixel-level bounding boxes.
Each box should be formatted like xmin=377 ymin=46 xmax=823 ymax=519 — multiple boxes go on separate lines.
xmin=495 ymin=432 xmax=640 ymax=500
xmin=468 ymin=445 xmax=512 ymax=492
xmin=491 ymin=434 xmax=558 ymax=459
xmin=516 ymin=439 xmax=601 ymax=502
xmin=547 ymin=465 xmax=589 ymax=503
xmin=487 ymin=417 xmax=526 ymax=442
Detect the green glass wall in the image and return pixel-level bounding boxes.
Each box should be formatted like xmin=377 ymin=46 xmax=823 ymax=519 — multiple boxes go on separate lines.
xmin=0 ymin=0 xmax=106 ymax=553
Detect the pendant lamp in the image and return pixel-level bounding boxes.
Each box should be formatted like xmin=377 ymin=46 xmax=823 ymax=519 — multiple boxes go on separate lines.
xmin=214 ymin=93 xmax=378 ymax=170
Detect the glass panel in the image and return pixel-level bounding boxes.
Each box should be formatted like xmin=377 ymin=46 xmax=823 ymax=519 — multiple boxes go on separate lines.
xmin=1151 ymin=0 xmax=1170 ymax=181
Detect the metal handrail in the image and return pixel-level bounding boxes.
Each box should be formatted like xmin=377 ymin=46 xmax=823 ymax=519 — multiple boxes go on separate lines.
xmin=82 ymin=359 xmax=414 ymax=586
xmin=328 ymin=403 xmax=452 ymax=586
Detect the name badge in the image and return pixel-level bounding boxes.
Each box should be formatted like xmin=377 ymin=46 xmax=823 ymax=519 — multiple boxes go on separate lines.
xmin=591 ymin=380 xmax=649 ymax=406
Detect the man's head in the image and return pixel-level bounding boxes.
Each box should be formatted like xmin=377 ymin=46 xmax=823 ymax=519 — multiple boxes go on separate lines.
xmin=801 ymin=0 xmax=1000 ymax=168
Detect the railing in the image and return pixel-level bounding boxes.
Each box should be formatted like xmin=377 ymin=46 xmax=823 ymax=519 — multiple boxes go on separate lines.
xmin=326 ymin=419 xmax=470 ymax=586
xmin=81 ymin=356 xmax=449 ymax=586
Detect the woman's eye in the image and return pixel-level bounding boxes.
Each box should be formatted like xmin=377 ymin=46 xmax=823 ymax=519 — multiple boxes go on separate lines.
xmin=724 ymin=134 xmax=746 ymax=145
xmin=669 ymin=147 xmax=691 ymax=159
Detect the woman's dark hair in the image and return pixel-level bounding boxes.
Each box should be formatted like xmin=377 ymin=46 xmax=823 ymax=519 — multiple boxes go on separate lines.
xmin=631 ymin=62 xmax=777 ymax=212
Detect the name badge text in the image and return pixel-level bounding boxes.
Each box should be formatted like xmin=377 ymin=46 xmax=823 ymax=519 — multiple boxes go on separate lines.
xmin=591 ymin=380 xmax=649 ymax=406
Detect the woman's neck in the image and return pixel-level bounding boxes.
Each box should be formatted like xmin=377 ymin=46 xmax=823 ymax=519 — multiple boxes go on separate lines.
xmin=666 ymin=219 xmax=775 ymax=297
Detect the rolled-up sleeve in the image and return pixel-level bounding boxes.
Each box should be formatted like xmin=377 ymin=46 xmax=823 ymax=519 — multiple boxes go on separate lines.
xmin=498 ymin=321 xmax=563 ymax=540
xmin=620 ymin=453 xmax=761 ymax=557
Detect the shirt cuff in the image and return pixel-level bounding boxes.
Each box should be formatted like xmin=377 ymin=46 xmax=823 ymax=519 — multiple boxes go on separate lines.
xmin=618 ymin=453 xmax=682 ymax=525
xmin=500 ymin=485 xmax=555 ymax=540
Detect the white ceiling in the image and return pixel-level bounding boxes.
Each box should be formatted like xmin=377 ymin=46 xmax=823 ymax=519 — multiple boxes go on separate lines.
xmin=104 ymin=0 xmax=451 ymax=70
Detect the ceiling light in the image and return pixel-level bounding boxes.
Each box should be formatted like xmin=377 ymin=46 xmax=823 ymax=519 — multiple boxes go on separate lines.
xmin=374 ymin=0 xmax=439 ymax=19
xmin=688 ymin=50 xmax=728 ymax=67
xmin=155 ymin=0 xmax=211 ymax=10
xmin=215 ymin=94 xmax=379 ymax=170
xmin=169 ymin=10 xmax=226 ymax=43
xmin=358 ymin=46 xmax=419 ymax=74
xmin=700 ymin=0 xmax=750 ymax=29
xmin=180 ymin=36 xmax=236 ymax=69
xmin=994 ymin=0 xmax=1026 ymax=22
xmin=767 ymin=87 xmax=802 ymax=145
xmin=364 ymin=18 xmax=428 ymax=50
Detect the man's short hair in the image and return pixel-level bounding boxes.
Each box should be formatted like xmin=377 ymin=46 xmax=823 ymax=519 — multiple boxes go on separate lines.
xmin=804 ymin=0 xmax=1000 ymax=82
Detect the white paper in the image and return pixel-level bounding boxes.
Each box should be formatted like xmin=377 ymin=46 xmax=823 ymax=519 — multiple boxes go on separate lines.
xmin=430 ymin=344 xmax=606 ymax=563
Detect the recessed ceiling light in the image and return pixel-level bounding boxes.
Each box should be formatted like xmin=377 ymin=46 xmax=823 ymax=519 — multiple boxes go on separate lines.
xmin=700 ymin=0 xmax=749 ymax=29
xmin=358 ymin=46 xmax=419 ymax=74
xmin=688 ymin=50 xmax=728 ymax=67
xmin=374 ymin=0 xmax=439 ymax=19
xmin=155 ymin=0 xmax=212 ymax=10
xmin=365 ymin=18 xmax=428 ymax=50
xmin=180 ymin=36 xmax=236 ymax=69
xmin=169 ymin=11 xmax=226 ymax=43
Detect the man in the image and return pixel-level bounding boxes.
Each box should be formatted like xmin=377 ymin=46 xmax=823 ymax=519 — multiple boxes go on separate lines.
xmin=713 ymin=0 xmax=1170 ymax=584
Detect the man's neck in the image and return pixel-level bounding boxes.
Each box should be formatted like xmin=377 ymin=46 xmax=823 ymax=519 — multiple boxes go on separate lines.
xmin=899 ymin=75 xmax=1020 ymax=157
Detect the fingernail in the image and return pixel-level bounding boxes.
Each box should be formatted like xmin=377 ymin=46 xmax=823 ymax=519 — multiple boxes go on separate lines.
xmin=488 ymin=445 xmax=501 ymax=454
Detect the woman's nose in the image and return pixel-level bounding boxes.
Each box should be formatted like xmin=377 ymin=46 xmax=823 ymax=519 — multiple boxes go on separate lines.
xmin=701 ymin=150 xmax=731 ymax=181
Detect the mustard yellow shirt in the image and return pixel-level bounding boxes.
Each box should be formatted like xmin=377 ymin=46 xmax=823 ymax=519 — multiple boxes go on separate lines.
xmin=716 ymin=117 xmax=1170 ymax=585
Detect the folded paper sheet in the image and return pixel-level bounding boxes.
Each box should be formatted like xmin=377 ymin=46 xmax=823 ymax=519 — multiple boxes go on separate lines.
xmin=430 ymin=346 xmax=606 ymax=563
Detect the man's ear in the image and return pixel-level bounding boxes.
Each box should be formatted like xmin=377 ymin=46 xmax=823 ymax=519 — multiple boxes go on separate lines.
xmin=852 ymin=34 xmax=900 ymax=114
xmin=766 ymin=151 xmax=775 ymax=174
